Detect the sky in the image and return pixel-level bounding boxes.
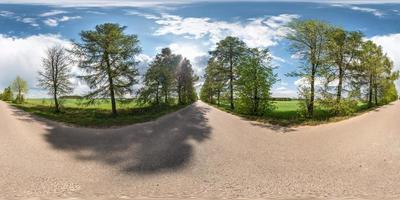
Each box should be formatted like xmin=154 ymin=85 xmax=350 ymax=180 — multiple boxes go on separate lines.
xmin=0 ymin=0 xmax=400 ymax=98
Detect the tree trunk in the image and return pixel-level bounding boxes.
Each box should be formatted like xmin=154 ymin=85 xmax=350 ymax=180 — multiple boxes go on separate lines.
xmin=254 ymin=88 xmax=258 ymax=115
xmin=156 ymin=81 xmax=160 ymax=105
xmin=109 ymin=82 xmax=117 ymax=115
xmin=229 ymin=50 xmax=234 ymax=110
xmin=217 ymin=89 xmax=220 ymax=106
xmin=309 ymin=65 xmax=316 ymax=118
xmin=54 ymin=88 xmax=59 ymax=113
xmin=374 ymin=83 xmax=378 ymax=106
xmin=178 ymin=85 xmax=182 ymax=104
xmin=336 ymin=66 xmax=343 ymax=103
xmin=368 ymin=73 xmax=373 ymax=107
xmin=106 ymin=55 xmax=117 ymax=115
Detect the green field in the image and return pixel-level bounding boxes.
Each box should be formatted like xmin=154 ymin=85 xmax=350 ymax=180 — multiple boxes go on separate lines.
xmin=12 ymin=98 xmax=186 ymax=127
xmin=214 ymin=100 xmax=370 ymax=126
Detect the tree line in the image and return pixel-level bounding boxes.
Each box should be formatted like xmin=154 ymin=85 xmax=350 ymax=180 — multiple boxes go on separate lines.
xmin=200 ymin=19 xmax=399 ymax=118
xmin=0 ymin=23 xmax=198 ymax=115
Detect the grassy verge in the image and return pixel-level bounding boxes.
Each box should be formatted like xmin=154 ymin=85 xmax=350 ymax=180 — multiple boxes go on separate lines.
xmin=209 ymin=100 xmax=372 ymax=127
xmin=12 ymin=99 xmax=188 ymax=128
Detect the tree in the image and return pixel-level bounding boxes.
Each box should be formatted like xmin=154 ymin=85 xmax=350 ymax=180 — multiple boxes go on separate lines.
xmin=175 ymin=58 xmax=198 ymax=104
xmin=236 ymin=48 xmax=276 ymax=115
xmin=210 ymin=36 xmax=247 ymax=110
xmin=139 ymin=48 xmax=181 ymax=105
xmin=38 ymin=45 xmax=73 ymax=112
xmin=357 ymin=41 xmax=383 ymax=106
xmin=286 ymin=20 xmax=330 ymax=117
xmin=200 ymin=58 xmax=226 ymax=105
xmin=325 ymin=28 xmax=363 ymax=103
xmin=1 ymin=87 xmax=13 ymax=101
xmin=71 ymin=23 xmax=141 ymax=115
xmin=11 ymin=76 xmax=28 ymax=104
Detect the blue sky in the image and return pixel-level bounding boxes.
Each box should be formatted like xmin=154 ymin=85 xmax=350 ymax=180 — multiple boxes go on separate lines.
xmin=0 ymin=0 xmax=400 ymax=98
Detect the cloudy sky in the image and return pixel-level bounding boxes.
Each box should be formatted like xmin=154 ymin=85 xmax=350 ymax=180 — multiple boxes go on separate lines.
xmin=0 ymin=0 xmax=400 ymax=98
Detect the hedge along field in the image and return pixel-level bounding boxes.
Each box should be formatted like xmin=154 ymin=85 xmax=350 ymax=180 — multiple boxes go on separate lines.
xmin=214 ymin=100 xmax=369 ymax=126
xmin=13 ymin=98 xmax=186 ymax=127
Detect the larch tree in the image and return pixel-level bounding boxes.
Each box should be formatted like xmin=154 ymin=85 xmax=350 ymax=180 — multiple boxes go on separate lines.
xmin=286 ymin=20 xmax=330 ymax=118
xmin=11 ymin=76 xmax=28 ymax=104
xmin=210 ymin=36 xmax=247 ymax=110
xmin=71 ymin=23 xmax=141 ymax=115
xmin=38 ymin=45 xmax=73 ymax=112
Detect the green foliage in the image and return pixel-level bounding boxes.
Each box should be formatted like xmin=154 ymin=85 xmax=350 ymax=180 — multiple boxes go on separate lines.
xmin=176 ymin=58 xmax=198 ymax=104
xmin=210 ymin=36 xmax=247 ymax=109
xmin=286 ymin=19 xmax=331 ymax=117
xmin=14 ymin=98 xmax=186 ymax=127
xmin=235 ymin=48 xmax=276 ymax=116
xmin=2 ymin=87 xmax=13 ymax=101
xmin=71 ymin=23 xmax=141 ymax=115
xmin=11 ymin=76 xmax=28 ymax=104
xmin=139 ymin=48 xmax=197 ymax=106
xmin=200 ymin=58 xmax=226 ymax=104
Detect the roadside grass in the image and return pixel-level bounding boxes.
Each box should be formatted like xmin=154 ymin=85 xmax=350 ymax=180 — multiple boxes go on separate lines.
xmin=211 ymin=100 xmax=370 ymax=127
xmin=12 ymin=98 xmax=187 ymax=128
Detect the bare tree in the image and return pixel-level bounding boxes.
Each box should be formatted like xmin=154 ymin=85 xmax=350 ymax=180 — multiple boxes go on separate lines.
xmin=38 ymin=45 xmax=73 ymax=112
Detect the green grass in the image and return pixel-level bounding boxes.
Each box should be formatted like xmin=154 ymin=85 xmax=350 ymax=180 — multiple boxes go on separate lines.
xmin=12 ymin=98 xmax=187 ymax=127
xmin=211 ymin=100 xmax=370 ymax=126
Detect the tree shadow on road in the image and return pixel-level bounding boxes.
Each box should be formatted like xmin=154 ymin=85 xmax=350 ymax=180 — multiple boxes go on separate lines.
xmin=10 ymin=103 xmax=212 ymax=174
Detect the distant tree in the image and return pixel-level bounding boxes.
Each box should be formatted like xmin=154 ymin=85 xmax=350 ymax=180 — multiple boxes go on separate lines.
xmin=175 ymin=58 xmax=198 ymax=104
xmin=38 ymin=45 xmax=73 ymax=113
xmin=357 ymin=41 xmax=384 ymax=106
xmin=11 ymin=76 xmax=28 ymax=104
xmin=71 ymin=23 xmax=141 ymax=115
xmin=236 ymin=48 xmax=276 ymax=115
xmin=210 ymin=36 xmax=247 ymax=110
xmin=200 ymin=58 xmax=227 ymax=105
xmin=377 ymin=56 xmax=399 ymax=104
xmin=1 ymin=87 xmax=13 ymax=101
xmin=286 ymin=20 xmax=330 ymax=117
xmin=139 ymin=48 xmax=181 ymax=105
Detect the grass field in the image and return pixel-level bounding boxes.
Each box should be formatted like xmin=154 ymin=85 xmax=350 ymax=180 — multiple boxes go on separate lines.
xmin=12 ymin=98 xmax=187 ymax=127
xmin=213 ymin=100 xmax=370 ymax=126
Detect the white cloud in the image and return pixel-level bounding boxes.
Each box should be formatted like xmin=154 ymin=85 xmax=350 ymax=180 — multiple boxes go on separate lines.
xmin=0 ymin=10 xmax=39 ymax=27
xmin=332 ymin=4 xmax=384 ymax=17
xmin=0 ymin=10 xmax=14 ymax=17
xmin=0 ymin=0 xmax=399 ymax=7
xmin=43 ymin=18 xmax=58 ymax=26
xmin=153 ymin=13 xmax=299 ymax=48
xmin=125 ymin=10 xmax=159 ymax=19
xmin=271 ymin=86 xmax=297 ymax=98
xmin=157 ymin=42 xmax=209 ymax=77
xmin=370 ymin=33 xmax=400 ymax=92
xmin=39 ymin=10 xmax=68 ymax=17
xmin=0 ymin=34 xmax=73 ymax=98
xmin=43 ymin=15 xmax=81 ymax=27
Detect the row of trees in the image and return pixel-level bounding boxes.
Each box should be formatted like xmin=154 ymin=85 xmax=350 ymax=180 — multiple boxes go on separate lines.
xmin=287 ymin=20 xmax=399 ymax=117
xmin=0 ymin=76 xmax=29 ymax=104
xmin=200 ymin=20 xmax=399 ymax=118
xmin=200 ymin=36 xmax=277 ymax=115
xmin=138 ymin=48 xmax=198 ymax=105
xmin=36 ymin=23 xmax=197 ymax=115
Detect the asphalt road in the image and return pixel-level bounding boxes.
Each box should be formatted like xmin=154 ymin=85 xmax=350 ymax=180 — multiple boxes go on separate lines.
xmin=0 ymin=100 xmax=400 ymax=200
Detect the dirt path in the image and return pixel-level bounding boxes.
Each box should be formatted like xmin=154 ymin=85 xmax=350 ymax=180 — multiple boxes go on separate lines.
xmin=0 ymin=100 xmax=400 ymax=200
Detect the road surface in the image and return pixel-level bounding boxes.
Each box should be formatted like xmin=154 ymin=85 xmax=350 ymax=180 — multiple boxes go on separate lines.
xmin=0 ymin=100 xmax=400 ymax=200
